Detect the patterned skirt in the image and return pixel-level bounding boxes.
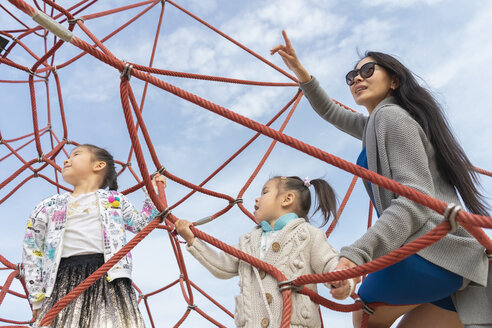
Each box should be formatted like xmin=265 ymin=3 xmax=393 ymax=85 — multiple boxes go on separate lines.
xmin=34 ymin=253 xmax=145 ymax=328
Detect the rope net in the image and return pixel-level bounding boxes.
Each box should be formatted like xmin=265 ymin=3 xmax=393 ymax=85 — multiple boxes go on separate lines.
xmin=1 ymin=1 xmax=491 ymax=327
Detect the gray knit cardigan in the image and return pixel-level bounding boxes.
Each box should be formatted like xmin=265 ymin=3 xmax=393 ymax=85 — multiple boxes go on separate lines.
xmin=300 ymin=77 xmax=491 ymax=325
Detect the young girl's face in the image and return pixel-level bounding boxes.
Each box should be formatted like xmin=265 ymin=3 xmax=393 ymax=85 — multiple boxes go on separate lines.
xmin=62 ymin=146 xmax=95 ymax=186
xmin=254 ymin=179 xmax=284 ymax=224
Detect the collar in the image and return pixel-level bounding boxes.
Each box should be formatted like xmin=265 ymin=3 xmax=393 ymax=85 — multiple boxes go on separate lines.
xmin=260 ymin=213 xmax=298 ymax=232
xmin=371 ymin=96 xmax=397 ymax=115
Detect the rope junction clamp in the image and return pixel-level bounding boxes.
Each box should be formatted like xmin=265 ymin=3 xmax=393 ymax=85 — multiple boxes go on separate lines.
xmin=443 ymin=203 xmax=461 ymax=234
xmin=158 ymin=208 xmax=171 ymax=221
xmin=278 ymin=278 xmax=303 ymax=292
xmin=120 ymin=62 xmax=133 ymax=80
xmin=151 ymin=166 xmax=165 ymax=178
xmin=355 ymin=298 xmax=375 ymax=315
xmin=229 ymin=198 xmax=243 ymax=205
xmin=0 ymin=138 xmax=3 ymax=144
xmin=187 ymin=304 xmax=197 ymax=310
xmin=67 ymin=17 xmax=85 ymax=24
xmin=15 ymin=263 xmax=23 ymax=279
xmin=38 ymin=153 xmax=44 ymax=163
xmin=195 ymin=216 xmax=212 ymax=226
xmin=63 ymin=138 xmax=72 ymax=144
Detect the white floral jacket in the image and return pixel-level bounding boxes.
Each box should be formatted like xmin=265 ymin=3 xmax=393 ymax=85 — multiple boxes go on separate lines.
xmin=22 ymin=189 xmax=158 ymax=309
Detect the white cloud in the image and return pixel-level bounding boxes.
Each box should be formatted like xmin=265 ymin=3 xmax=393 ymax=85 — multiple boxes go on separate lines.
xmin=362 ymin=0 xmax=444 ymax=7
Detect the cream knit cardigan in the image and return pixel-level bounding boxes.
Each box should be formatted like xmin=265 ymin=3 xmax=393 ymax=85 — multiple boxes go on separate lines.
xmin=187 ymin=218 xmax=348 ymax=328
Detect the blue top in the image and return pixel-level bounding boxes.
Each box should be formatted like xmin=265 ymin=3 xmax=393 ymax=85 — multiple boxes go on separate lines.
xmin=356 ymin=147 xmax=380 ymax=217
xmin=260 ymin=213 xmax=298 ymax=232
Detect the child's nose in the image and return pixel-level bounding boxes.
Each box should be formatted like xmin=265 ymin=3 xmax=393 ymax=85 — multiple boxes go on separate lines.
xmin=63 ymin=159 xmax=69 ymax=166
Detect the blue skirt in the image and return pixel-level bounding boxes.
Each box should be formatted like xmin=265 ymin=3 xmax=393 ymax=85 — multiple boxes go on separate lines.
xmin=358 ymin=254 xmax=462 ymax=311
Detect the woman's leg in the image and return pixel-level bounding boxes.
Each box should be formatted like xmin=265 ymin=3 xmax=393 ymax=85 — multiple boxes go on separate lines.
xmin=397 ymin=303 xmax=463 ymax=328
xmin=352 ymin=303 xmax=463 ymax=328
xmin=352 ymin=305 xmax=418 ymax=328
xmin=353 ymin=254 xmax=463 ymax=328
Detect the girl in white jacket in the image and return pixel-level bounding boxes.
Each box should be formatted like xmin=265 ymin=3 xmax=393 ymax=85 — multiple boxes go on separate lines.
xmin=176 ymin=176 xmax=354 ymax=328
xmin=23 ymin=144 xmax=165 ymax=327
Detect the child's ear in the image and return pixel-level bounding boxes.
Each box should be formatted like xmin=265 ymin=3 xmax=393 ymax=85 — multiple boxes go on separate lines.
xmin=282 ymin=192 xmax=296 ymax=207
xmin=93 ymin=160 xmax=106 ymax=173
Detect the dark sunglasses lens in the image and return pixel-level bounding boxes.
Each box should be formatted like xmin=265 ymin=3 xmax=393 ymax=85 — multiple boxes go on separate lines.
xmin=360 ymin=62 xmax=376 ymax=78
xmin=346 ymin=70 xmax=356 ymax=85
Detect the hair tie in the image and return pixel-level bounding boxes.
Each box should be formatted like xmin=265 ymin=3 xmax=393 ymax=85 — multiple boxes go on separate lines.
xmin=303 ymin=177 xmax=311 ymax=188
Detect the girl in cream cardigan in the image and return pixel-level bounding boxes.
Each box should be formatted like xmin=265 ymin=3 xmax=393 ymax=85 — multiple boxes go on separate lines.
xmin=176 ymin=176 xmax=354 ymax=328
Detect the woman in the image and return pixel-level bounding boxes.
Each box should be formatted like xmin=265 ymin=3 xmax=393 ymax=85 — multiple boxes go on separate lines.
xmin=271 ymin=30 xmax=490 ymax=328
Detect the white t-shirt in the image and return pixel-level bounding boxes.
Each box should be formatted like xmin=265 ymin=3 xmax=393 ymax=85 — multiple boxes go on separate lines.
xmin=61 ymin=192 xmax=104 ymax=258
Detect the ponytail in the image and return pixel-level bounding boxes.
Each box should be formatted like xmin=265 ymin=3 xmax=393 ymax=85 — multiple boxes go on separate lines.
xmin=80 ymin=144 xmax=118 ymax=191
xmin=310 ymin=179 xmax=338 ymax=227
xmin=273 ymin=176 xmax=338 ymax=227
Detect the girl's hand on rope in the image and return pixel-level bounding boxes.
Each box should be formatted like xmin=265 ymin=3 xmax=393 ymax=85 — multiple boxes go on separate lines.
xmin=152 ymin=173 xmax=166 ymax=190
xmin=334 ymin=257 xmax=362 ymax=286
xmin=330 ymin=279 xmax=352 ymax=300
xmin=175 ymin=220 xmax=195 ymax=245
xmin=270 ymin=30 xmax=312 ymax=83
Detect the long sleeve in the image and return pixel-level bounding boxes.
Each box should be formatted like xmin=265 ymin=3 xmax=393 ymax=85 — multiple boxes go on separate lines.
xmin=309 ymin=227 xmax=354 ymax=293
xmin=22 ymin=202 xmax=49 ymax=309
xmin=340 ymin=105 xmax=438 ymax=264
xmin=299 ymin=76 xmax=368 ymax=140
xmin=120 ymin=193 xmax=159 ymax=234
xmin=310 ymin=227 xmax=339 ymax=275
xmin=187 ymin=239 xmax=239 ymax=279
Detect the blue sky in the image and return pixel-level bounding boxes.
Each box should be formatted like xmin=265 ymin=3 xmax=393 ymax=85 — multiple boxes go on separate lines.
xmin=1 ymin=0 xmax=492 ymax=327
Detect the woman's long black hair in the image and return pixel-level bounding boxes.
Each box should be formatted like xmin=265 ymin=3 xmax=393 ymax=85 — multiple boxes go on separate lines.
xmin=364 ymin=51 xmax=488 ymax=216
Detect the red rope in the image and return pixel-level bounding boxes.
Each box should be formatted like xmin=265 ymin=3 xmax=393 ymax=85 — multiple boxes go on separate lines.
xmin=2 ymin=1 xmax=491 ymax=327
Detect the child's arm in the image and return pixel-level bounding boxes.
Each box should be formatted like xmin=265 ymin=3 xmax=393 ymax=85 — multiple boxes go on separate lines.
xmin=309 ymin=227 xmax=354 ymax=300
xmin=175 ymin=220 xmax=239 ymax=279
xmin=22 ymin=201 xmax=49 ymax=310
xmin=121 ymin=174 xmax=166 ymax=233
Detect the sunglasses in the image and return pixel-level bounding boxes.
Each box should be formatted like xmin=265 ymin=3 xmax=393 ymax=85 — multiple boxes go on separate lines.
xmin=345 ymin=62 xmax=379 ymax=86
